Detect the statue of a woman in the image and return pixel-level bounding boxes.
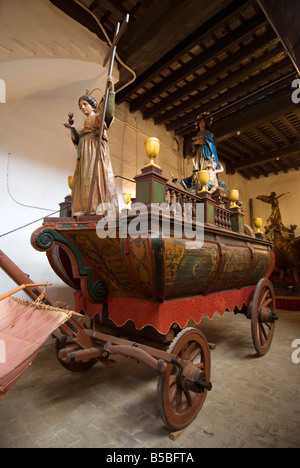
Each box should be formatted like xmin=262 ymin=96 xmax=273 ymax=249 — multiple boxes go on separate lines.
xmin=64 ymin=76 xmax=119 ymax=216
xmin=180 ymin=113 xmax=220 ymax=192
xmin=192 ymin=114 xmax=219 ymax=170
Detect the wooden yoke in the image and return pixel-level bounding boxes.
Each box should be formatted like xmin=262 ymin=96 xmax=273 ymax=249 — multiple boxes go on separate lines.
xmin=86 ymin=14 xmax=129 ymax=214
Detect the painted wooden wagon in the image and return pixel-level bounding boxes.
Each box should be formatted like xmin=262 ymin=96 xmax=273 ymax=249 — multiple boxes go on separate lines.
xmin=28 ymin=160 xmax=279 ymax=431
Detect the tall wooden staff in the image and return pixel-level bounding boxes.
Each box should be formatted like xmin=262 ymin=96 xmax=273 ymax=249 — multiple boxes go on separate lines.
xmin=87 ymin=14 xmax=129 ymax=215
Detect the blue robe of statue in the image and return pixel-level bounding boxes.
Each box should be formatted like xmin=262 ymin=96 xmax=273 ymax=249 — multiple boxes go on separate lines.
xmin=180 ymin=131 xmax=219 ymax=190
xmin=200 ymin=132 xmax=219 ymax=169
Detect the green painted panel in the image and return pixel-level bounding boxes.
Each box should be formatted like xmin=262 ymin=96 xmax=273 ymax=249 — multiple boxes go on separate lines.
xmin=207 ymin=203 xmax=215 ymax=223
xmin=137 ymin=180 xmax=150 ymax=203
xmin=153 ymin=180 xmax=165 ymax=203
xmin=239 ymin=216 xmax=244 ymax=232
xmin=231 ymin=216 xmax=238 ymax=232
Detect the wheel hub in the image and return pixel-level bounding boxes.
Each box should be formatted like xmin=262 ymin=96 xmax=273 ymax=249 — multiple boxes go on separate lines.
xmin=174 ymin=359 xmax=212 ymax=394
xmin=258 ymin=306 xmax=278 ymax=323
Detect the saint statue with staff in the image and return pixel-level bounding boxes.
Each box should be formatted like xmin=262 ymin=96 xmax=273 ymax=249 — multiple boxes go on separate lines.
xmin=63 ymin=15 xmax=129 ymax=217
xmin=63 ymin=78 xmax=118 ymax=216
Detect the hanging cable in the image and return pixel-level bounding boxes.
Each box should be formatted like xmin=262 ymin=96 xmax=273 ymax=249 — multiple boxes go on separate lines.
xmin=73 ymin=0 xmax=136 ymax=94
xmin=6 ymin=153 xmax=58 ymax=212
xmin=0 ymin=210 xmax=60 ymax=238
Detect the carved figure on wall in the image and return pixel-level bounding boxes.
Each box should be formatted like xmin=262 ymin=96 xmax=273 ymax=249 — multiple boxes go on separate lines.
xmin=63 ymin=76 xmax=118 ymax=216
xmin=257 ymin=192 xmax=300 ymax=289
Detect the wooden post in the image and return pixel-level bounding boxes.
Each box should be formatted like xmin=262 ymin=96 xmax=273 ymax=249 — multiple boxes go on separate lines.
xmin=0 ymin=250 xmax=53 ymax=305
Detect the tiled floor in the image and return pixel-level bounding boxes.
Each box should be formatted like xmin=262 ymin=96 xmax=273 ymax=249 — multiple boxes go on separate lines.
xmin=0 ymin=309 xmax=299 ymax=448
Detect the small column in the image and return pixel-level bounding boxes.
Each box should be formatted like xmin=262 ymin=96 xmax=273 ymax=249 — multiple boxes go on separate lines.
xmin=134 ymin=164 xmax=168 ymax=206
xmin=197 ymin=191 xmax=215 ymax=225
xmin=230 ymin=206 xmax=245 ymax=233
xmin=134 ymin=137 xmax=168 ymax=206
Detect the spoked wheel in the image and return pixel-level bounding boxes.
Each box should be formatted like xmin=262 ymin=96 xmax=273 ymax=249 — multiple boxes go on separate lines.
xmin=250 ymin=278 xmax=278 ymax=356
xmin=55 ymin=336 xmax=97 ymax=372
xmin=157 ymin=327 xmax=212 ymax=431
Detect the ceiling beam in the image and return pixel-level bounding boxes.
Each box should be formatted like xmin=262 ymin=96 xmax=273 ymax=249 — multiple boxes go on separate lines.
xmin=90 ymin=0 xmax=128 ymax=21
xmin=165 ymin=45 xmax=285 ymax=131
xmin=200 ymin=90 xmax=297 ymax=141
xmin=145 ymin=28 xmax=277 ymax=122
xmin=118 ymin=0 xmax=193 ymax=63
xmin=116 ymin=0 xmax=253 ymax=101
xmin=170 ymin=62 xmax=294 ymax=134
xmin=164 ymin=55 xmax=291 ymax=132
xmin=258 ymin=0 xmax=300 ymax=75
xmin=131 ymin=12 xmax=268 ymax=113
xmin=226 ymin=141 xmax=300 ymax=174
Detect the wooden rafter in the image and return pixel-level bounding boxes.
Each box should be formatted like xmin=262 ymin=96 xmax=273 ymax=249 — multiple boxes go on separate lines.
xmin=131 ymin=13 xmax=269 ymax=114
xmin=227 ymin=141 xmax=300 ymax=174
xmin=50 ymin=0 xmax=300 ymax=180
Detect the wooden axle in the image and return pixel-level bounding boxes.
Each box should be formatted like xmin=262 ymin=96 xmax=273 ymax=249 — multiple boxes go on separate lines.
xmin=57 ymin=328 xmax=214 ymax=393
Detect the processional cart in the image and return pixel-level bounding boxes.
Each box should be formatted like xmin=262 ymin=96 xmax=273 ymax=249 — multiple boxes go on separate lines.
xmin=26 ymin=137 xmax=277 ymax=431
xmin=0 ymin=17 xmax=278 ymax=431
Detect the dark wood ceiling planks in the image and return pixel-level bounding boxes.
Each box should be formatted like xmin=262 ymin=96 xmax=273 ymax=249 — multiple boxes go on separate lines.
xmin=50 ymin=0 xmax=300 ymax=180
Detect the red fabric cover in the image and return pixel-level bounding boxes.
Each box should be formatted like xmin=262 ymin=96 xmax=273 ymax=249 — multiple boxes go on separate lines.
xmin=0 ymin=297 xmax=70 ymax=400
xmin=75 ymin=287 xmax=256 ymax=335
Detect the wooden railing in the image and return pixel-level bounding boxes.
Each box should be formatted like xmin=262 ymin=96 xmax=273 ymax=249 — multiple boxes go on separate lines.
xmin=165 ymin=183 xmax=233 ymax=230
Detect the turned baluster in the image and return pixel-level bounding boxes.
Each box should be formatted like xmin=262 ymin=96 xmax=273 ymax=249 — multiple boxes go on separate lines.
xmin=169 ymin=189 xmax=175 ymax=213
xmin=192 ymin=199 xmax=196 ymax=221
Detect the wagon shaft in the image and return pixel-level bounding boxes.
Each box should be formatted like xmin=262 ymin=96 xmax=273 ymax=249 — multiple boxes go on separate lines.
xmin=56 ymin=327 xmax=213 ymax=394
xmin=58 ymin=346 xmax=103 ymax=363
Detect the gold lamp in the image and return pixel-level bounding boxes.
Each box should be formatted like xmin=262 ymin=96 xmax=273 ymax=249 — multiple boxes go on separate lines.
xmin=229 ymin=189 xmax=239 ymax=208
xmin=144 ymin=137 xmax=160 ymax=167
xmin=253 ymin=217 xmax=263 ymax=233
xmin=122 ymin=192 xmax=131 ymax=209
xmin=197 ymin=170 xmax=210 ymax=193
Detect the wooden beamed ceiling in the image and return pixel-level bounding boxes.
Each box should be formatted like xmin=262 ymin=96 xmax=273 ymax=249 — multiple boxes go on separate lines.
xmin=50 ymin=0 xmax=300 ymax=180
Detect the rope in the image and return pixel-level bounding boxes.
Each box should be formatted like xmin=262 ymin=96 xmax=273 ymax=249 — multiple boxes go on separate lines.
xmin=0 ymin=210 xmax=60 ymax=238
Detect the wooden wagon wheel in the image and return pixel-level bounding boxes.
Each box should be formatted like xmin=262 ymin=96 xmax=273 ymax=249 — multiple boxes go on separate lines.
xmin=157 ymin=327 xmax=211 ymax=431
xmin=55 ymin=337 xmax=97 ymax=372
xmin=250 ymin=278 xmax=278 ymax=356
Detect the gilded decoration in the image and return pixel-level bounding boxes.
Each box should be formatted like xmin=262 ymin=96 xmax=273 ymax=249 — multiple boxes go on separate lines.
xmin=63 ymin=230 xmax=135 ymax=294
xmin=127 ymin=237 xmax=153 ymax=296
xmin=164 ymin=239 xmax=219 ymax=297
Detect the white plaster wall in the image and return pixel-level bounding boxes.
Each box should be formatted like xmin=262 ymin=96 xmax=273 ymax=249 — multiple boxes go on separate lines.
xmin=0 ymin=0 xmax=117 ymax=304
xmin=246 ymin=171 xmax=300 ymax=236
xmin=1 ymin=0 xmax=299 ymax=308
xmin=0 ymin=0 xmax=110 ymax=65
xmin=0 ymin=0 xmax=180 ymax=305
